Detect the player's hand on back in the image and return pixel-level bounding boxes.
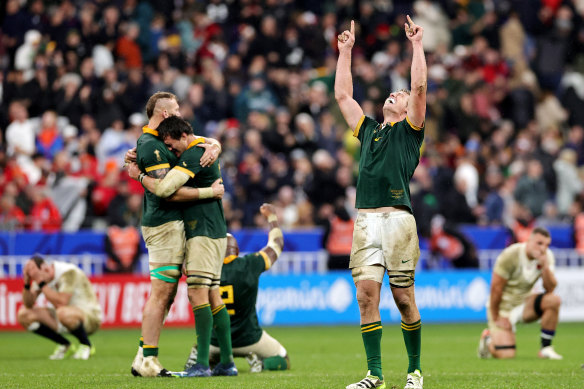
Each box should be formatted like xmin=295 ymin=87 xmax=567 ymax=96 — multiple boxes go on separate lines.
xmin=211 ymin=178 xmax=224 ymax=199
xmin=337 ymin=20 xmax=355 ymax=51
xmin=198 ymin=143 xmax=220 ymax=167
xmin=127 ymin=162 xmax=141 ymax=180
xmin=124 ymin=147 xmax=137 ymax=164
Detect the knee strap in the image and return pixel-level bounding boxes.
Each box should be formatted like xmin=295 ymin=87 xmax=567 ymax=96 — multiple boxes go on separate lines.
xmin=388 ymin=272 xmax=415 ymax=288
xmin=150 ymin=265 xmax=181 ymax=283
xmin=187 ymin=273 xmax=213 ymax=289
xmin=494 ymin=344 xmax=516 ymax=350
xmin=534 ymin=293 xmax=545 ymax=317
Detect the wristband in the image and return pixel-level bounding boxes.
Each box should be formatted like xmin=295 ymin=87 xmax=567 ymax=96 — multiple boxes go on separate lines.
xmin=38 ymin=281 xmax=47 ymax=290
xmin=267 ymin=214 xmax=278 ymax=223
xmin=138 ymin=173 xmax=146 ymax=184
xmin=198 ymin=187 xmax=214 ymax=199
xmin=24 ymin=283 xmax=31 ymax=290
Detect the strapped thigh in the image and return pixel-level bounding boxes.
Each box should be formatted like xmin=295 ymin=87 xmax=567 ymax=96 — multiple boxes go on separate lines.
xmin=149 ymin=264 xmax=181 ymax=283
xmin=388 ymin=270 xmax=415 ymax=288
xmin=186 ymin=272 xmax=213 ymax=289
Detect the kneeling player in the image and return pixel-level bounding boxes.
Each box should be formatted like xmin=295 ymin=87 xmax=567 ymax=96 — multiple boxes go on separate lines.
xmin=184 ymin=204 xmax=290 ymax=372
xmin=478 ymin=227 xmax=563 ymax=360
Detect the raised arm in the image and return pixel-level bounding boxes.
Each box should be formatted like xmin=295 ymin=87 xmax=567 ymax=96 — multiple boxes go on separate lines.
xmin=405 ymin=15 xmax=427 ymax=128
xmin=334 ymin=20 xmax=364 ymax=131
xmin=258 ymin=203 xmax=284 ymax=266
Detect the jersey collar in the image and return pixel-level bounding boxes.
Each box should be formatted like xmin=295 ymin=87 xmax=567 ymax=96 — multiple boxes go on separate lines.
xmin=187 ymin=137 xmax=205 ymax=150
xmin=142 ymin=126 xmax=158 ymax=136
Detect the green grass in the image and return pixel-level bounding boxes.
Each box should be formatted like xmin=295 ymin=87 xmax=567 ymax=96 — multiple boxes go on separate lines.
xmin=1 ymin=323 xmax=583 ymax=388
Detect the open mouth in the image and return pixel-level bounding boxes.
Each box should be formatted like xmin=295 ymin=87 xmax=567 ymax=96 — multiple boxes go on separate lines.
xmin=388 ymin=97 xmax=396 ymax=104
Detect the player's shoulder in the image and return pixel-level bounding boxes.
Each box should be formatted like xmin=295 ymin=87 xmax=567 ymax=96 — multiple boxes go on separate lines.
xmin=499 ymin=243 xmax=523 ymax=260
xmin=137 ymin=134 xmax=165 ymax=152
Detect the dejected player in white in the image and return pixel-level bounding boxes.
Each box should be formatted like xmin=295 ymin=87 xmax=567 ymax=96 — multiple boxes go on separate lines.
xmin=478 ymin=227 xmax=563 ymax=360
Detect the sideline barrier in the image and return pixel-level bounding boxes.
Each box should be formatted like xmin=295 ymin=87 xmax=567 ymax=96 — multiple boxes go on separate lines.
xmin=2 ymin=269 xmax=582 ymax=330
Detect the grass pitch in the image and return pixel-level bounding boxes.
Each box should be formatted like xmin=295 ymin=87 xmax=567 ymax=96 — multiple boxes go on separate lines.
xmin=0 ymin=322 xmax=582 ymax=388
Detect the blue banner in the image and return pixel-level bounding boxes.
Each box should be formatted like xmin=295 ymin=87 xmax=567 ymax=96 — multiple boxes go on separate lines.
xmin=0 ymin=229 xmax=324 ymax=256
xmin=256 ymin=271 xmax=492 ymax=326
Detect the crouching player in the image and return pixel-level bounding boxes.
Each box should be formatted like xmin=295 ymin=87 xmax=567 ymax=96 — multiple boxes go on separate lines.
xmin=18 ymin=255 xmax=101 ymax=360
xmin=478 ymin=227 xmax=563 ymax=360
xmin=184 ymin=203 xmax=290 ymax=372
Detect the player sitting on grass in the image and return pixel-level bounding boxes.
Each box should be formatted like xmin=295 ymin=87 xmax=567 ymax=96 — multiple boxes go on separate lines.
xmin=183 ymin=203 xmax=290 ymax=373
xmin=478 ymin=227 xmax=563 ymax=360
xmin=17 ymin=255 xmax=101 ymax=360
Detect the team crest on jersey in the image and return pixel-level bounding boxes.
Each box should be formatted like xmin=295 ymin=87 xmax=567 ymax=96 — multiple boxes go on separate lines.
xmin=390 ymin=189 xmax=404 ymax=199
xmin=187 ymin=220 xmax=197 ymax=230
xmin=183 ymin=162 xmax=187 ymax=167
xmin=154 ymin=149 xmax=161 ymax=161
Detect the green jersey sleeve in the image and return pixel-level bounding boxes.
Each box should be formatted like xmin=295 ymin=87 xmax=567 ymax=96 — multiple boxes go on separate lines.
xmin=353 ymin=115 xmax=376 ymax=143
xmin=137 ymin=136 xmax=175 ymax=174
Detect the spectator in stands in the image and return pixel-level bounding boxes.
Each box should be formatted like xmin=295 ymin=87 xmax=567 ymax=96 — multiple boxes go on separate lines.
xmin=514 ymin=159 xmax=549 ymax=219
xmin=429 ymin=214 xmax=479 ymax=269
xmin=28 ymin=186 xmax=62 ymax=232
xmin=553 ymin=149 xmax=582 ymax=218
xmin=0 ymin=193 xmax=26 ymax=231
xmin=104 ymin=222 xmax=141 ymax=273
xmin=1 ymin=0 xmax=584 ymax=235
xmin=35 ymin=111 xmax=64 ymax=161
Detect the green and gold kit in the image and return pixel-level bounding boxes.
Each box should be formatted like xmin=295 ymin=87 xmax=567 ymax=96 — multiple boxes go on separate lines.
xmin=173 ymin=138 xmax=226 ymax=239
xmin=136 ymin=126 xmax=181 ymax=227
xmin=353 ymin=115 xmax=424 ymax=211
xmin=211 ymin=252 xmax=272 ymax=347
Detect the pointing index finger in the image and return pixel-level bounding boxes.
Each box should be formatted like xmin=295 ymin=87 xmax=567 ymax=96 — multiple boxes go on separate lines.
xmin=350 ymin=20 xmax=355 ymax=36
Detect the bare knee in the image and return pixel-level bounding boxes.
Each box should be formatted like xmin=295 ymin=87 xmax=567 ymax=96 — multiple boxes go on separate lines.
xmin=356 ymin=287 xmax=379 ymax=311
xmin=544 ymin=293 xmax=561 ymax=310
xmin=17 ymin=306 xmax=33 ymax=327
xmin=56 ymin=307 xmax=80 ymax=328
xmin=392 ymin=291 xmax=414 ymax=315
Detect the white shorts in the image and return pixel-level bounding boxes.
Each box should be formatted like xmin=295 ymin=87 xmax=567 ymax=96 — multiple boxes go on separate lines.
xmin=210 ymin=330 xmax=286 ymax=359
xmin=141 ymin=220 xmax=185 ymax=265
xmin=349 ymin=211 xmax=420 ymax=286
xmin=487 ymin=303 xmax=525 ymax=333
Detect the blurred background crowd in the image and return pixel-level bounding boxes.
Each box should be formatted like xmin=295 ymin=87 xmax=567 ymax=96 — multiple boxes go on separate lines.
xmin=2 ymin=0 xmax=584 ymax=255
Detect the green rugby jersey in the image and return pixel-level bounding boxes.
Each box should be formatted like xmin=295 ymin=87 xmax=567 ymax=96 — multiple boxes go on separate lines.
xmin=173 ymin=138 xmax=226 ymax=239
xmin=211 ymin=252 xmax=272 ymax=347
xmin=353 ymin=115 xmax=424 ymax=211
xmin=136 ymin=126 xmax=181 ymax=227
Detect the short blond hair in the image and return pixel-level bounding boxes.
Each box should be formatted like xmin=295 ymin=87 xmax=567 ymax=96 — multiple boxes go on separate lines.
xmin=145 ymin=91 xmax=177 ymax=119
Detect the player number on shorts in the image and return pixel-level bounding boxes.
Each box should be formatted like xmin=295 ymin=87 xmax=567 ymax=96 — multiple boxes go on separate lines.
xmin=220 ymin=285 xmax=235 ymax=315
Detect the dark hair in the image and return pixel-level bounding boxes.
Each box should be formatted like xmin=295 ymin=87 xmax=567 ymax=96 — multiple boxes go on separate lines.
xmin=532 ymin=227 xmax=551 ymax=238
xmin=31 ymin=255 xmax=45 ymax=268
xmin=157 ymin=116 xmax=194 ymax=140
xmin=145 ymin=91 xmax=177 ymax=119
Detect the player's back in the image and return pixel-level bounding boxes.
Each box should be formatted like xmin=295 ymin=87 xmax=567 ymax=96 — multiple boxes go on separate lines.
xmin=177 ymin=141 xmax=226 ymax=239
xmin=212 ymin=253 xmax=268 ymax=347
xmin=136 ymin=131 xmax=181 ymax=227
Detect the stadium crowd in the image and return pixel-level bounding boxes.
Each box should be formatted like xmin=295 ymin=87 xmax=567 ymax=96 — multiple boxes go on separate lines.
xmin=1 ymin=0 xmax=584 ymax=242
